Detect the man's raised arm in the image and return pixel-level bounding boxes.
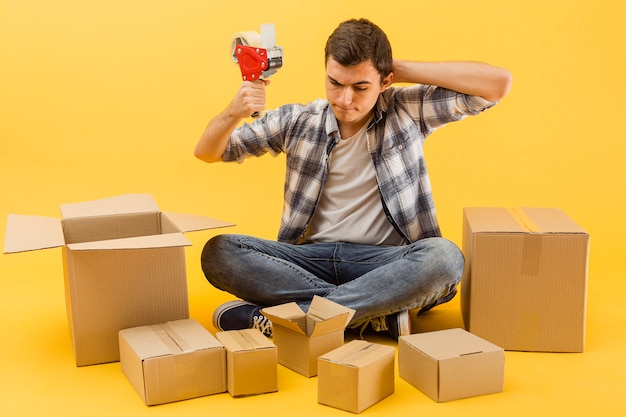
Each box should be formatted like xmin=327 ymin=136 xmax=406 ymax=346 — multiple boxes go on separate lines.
xmin=391 ymin=60 xmax=512 ymax=102
xmin=194 ymin=80 xmax=269 ymax=163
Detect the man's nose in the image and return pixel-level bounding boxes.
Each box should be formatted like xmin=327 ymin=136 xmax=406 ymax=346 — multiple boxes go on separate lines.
xmin=339 ymin=87 xmax=353 ymax=105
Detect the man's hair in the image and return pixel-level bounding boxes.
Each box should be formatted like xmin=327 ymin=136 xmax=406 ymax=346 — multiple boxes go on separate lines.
xmin=324 ymin=18 xmax=393 ymax=83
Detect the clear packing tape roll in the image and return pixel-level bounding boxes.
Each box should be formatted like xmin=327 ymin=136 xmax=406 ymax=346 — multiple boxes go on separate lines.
xmin=230 ymin=31 xmax=262 ymax=63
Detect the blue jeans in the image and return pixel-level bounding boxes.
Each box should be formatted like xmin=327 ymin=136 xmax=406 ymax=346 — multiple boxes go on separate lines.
xmin=201 ymin=234 xmax=463 ymax=328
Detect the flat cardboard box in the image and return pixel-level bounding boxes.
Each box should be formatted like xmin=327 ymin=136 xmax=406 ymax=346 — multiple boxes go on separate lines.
xmin=461 ymin=207 xmax=589 ymax=352
xmin=215 ymin=329 xmax=278 ymax=397
xmin=119 ymin=319 xmax=226 ymax=405
xmin=399 ymin=328 xmax=504 ymax=402
xmin=3 ymin=194 xmax=233 ymax=366
xmin=261 ymin=296 xmax=355 ymax=377
xmin=318 ymin=340 xmax=395 ymax=414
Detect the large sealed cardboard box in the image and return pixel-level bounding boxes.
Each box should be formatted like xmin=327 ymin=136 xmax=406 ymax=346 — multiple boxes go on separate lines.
xmin=318 ymin=340 xmax=395 ymax=414
xmin=119 ymin=319 xmax=226 ymax=405
xmin=461 ymin=207 xmax=589 ymax=352
xmin=3 ymin=194 xmax=233 ymax=366
xmin=215 ymin=329 xmax=278 ymax=397
xmin=261 ymin=296 xmax=355 ymax=377
xmin=399 ymin=328 xmax=504 ymax=402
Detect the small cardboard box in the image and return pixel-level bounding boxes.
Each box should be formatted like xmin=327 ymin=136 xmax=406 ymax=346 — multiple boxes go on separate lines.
xmin=119 ymin=319 xmax=226 ymax=405
xmin=399 ymin=328 xmax=504 ymax=402
xmin=261 ymin=296 xmax=355 ymax=377
xmin=461 ymin=207 xmax=590 ymax=352
xmin=3 ymin=194 xmax=233 ymax=366
xmin=318 ymin=340 xmax=395 ymax=414
xmin=215 ymin=329 xmax=278 ymax=397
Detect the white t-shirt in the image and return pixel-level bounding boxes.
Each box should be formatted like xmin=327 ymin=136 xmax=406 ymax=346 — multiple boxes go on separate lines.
xmin=304 ymin=120 xmax=404 ymax=246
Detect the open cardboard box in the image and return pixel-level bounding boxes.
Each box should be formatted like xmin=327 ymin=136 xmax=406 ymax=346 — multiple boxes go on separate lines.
xmin=461 ymin=207 xmax=589 ymax=352
xmin=119 ymin=319 xmax=226 ymax=406
xmin=318 ymin=339 xmax=395 ymax=414
xmin=3 ymin=194 xmax=233 ymax=366
xmin=399 ymin=328 xmax=505 ymax=402
xmin=261 ymin=296 xmax=355 ymax=377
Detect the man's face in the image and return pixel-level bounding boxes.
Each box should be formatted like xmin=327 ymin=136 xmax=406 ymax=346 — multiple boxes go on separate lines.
xmin=325 ymin=57 xmax=392 ymax=135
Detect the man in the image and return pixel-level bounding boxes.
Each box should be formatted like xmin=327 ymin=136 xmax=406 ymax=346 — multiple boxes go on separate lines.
xmin=195 ymin=18 xmax=512 ymax=339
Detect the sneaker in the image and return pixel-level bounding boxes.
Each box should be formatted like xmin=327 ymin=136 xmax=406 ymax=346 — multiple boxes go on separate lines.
xmin=387 ymin=310 xmax=411 ymax=339
xmin=418 ymin=288 xmax=458 ymax=314
xmin=361 ymin=310 xmax=411 ymax=340
xmin=212 ymin=300 xmax=273 ymax=337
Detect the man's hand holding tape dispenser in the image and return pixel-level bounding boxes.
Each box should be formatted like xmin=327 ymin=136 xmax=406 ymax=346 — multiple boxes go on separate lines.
xmin=230 ymin=23 xmax=283 ymax=119
xmin=195 ymin=19 xmax=512 ymax=340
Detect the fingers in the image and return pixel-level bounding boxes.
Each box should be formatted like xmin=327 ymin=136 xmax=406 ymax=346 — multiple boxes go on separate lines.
xmin=236 ymin=80 xmax=267 ymax=117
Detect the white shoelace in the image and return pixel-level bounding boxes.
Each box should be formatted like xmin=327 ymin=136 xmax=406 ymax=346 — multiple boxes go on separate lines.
xmin=252 ymin=314 xmax=273 ymax=336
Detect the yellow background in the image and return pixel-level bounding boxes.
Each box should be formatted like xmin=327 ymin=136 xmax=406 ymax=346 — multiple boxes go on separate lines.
xmin=1 ymin=0 xmax=625 ymax=415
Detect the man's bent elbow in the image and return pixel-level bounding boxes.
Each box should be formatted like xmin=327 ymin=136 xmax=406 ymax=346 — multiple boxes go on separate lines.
xmin=490 ymin=69 xmax=513 ymax=101
xmin=194 ymin=147 xmax=223 ymax=163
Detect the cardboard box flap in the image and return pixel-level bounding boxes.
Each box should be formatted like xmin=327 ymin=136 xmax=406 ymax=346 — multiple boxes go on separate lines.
xmin=406 ymin=328 xmax=502 ymax=360
xmin=160 ymin=319 xmax=223 ymax=352
xmin=261 ymin=303 xmax=307 ymax=335
xmin=308 ymin=313 xmax=353 ymax=337
xmin=67 ymin=232 xmax=191 ymax=251
xmin=120 ymin=325 xmax=183 ymax=360
xmin=519 ymin=207 xmax=586 ymax=234
xmin=120 ymin=320 xmax=220 ymax=360
xmin=320 ymin=340 xmax=394 ymax=367
xmin=307 ymin=296 xmax=355 ymax=337
xmin=60 ymin=194 xmax=159 ymax=219
xmin=216 ymin=329 xmax=275 ymax=351
xmin=464 ymin=207 xmax=526 ymax=233
xmin=262 ymin=297 xmax=355 ymax=337
xmin=465 ymin=207 xmax=587 ymax=235
xmin=4 ymin=214 xmax=64 ymax=253
xmin=161 ymin=211 xmax=235 ymax=234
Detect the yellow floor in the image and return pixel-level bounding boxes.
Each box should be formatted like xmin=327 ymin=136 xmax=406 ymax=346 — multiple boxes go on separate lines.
xmin=1 ymin=245 xmax=624 ymax=416
xmin=2 ymin=1 xmax=626 ymax=415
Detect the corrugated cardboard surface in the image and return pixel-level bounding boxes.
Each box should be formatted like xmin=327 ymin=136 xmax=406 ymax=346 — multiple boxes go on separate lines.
xmin=273 ymin=327 xmax=343 ymax=377
xmin=399 ymin=328 xmax=504 ymax=402
xmin=216 ymin=329 xmax=278 ymax=397
xmin=318 ymin=340 xmax=395 ymax=413
xmin=461 ymin=207 xmax=589 ymax=352
xmin=64 ymin=245 xmax=189 ymax=366
xmin=261 ymin=296 xmax=355 ymax=377
xmin=3 ymin=194 xmax=234 ymax=366
xmin=3 ymin=214 xmax=65 ymax=253
xmin=119 ymin=319 xmax=226 ymax=406
xmin=62 ymin=212 xmax=162 ymax=245
xmin=60 ymin=194 xmax=160 ymax=218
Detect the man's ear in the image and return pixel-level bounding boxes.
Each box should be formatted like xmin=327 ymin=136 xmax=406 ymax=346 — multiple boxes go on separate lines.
xmin=381 ymin=72 xmax=393 ymax=91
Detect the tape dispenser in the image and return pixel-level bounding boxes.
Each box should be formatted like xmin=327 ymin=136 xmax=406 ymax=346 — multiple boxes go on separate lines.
xmin=231 ymin=23 xmax=283 ymax=117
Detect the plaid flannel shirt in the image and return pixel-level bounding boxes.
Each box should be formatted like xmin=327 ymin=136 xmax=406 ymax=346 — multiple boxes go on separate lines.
xmin=222 ymin=84 xmax=496 ymax=244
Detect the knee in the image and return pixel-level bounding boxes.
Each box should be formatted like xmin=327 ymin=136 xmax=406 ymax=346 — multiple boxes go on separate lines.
xmin=201 ymin=235 xmax=221 ymax=266
xmin=201 ymin=234 xmax=240 ymax=275
xmin=422 ymin=238 xmax=464 ymax=284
